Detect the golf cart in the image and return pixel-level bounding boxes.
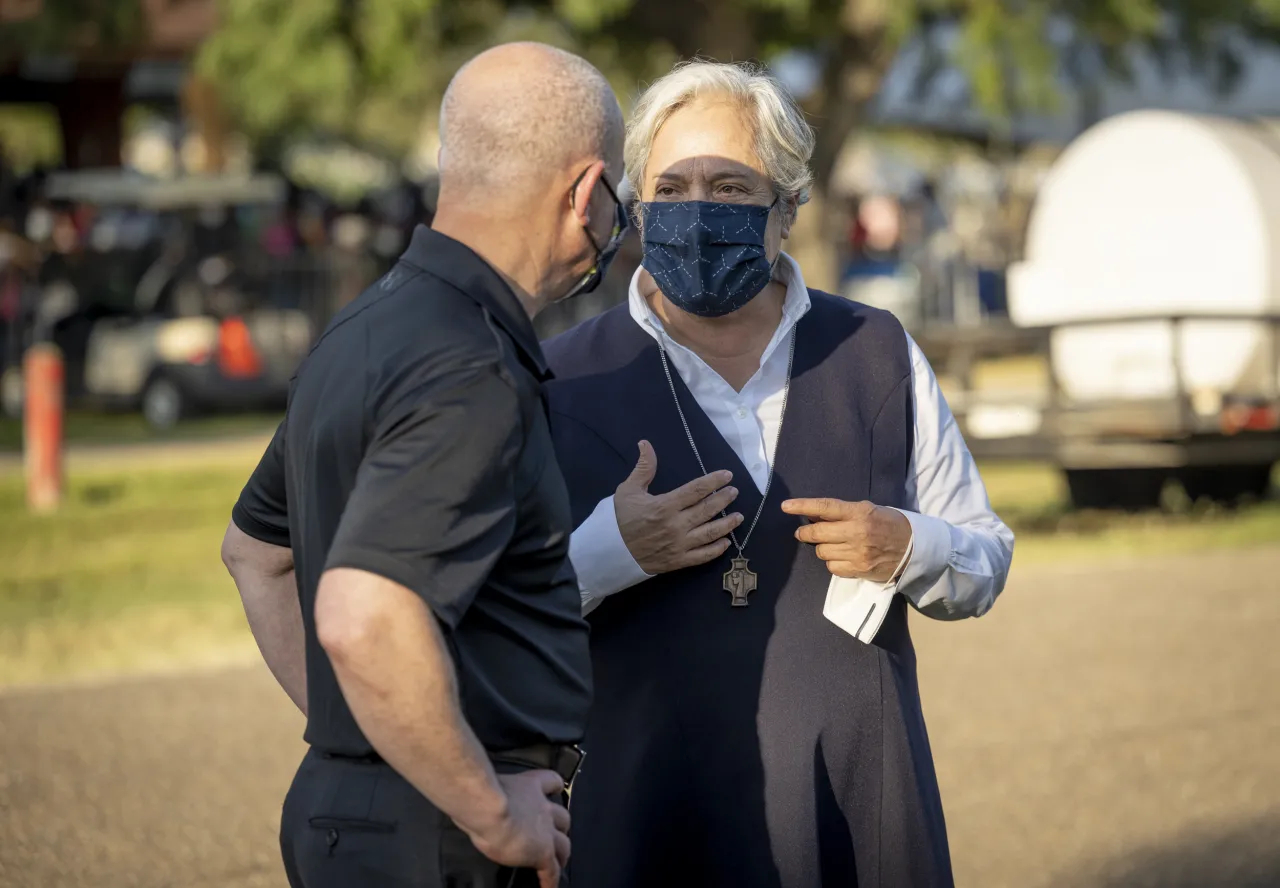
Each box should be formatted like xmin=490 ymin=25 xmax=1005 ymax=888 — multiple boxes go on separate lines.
xmin=27 ymin=171 xmax=315 ymax=428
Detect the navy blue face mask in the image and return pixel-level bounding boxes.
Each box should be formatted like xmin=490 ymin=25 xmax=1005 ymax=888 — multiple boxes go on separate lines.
xmin=639 ymin=198 xmax=778 ymax=317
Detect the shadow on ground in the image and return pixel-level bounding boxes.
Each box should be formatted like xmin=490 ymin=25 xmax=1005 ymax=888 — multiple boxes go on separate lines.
xmin=1061 ymin=815 xmax=1280 ymax=888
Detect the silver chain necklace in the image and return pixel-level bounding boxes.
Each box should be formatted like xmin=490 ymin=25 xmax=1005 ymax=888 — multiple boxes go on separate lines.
xmin=656 ymin=330 xmax=796 ymax=607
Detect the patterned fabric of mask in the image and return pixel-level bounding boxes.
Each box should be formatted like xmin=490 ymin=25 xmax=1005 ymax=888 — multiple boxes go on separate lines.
xmin=640 ymin=199 xmax=776 ymax=318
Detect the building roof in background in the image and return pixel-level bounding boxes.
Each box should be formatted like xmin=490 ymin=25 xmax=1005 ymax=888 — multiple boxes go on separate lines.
xmin=872 ymin=27 xmax=1280 ymax=144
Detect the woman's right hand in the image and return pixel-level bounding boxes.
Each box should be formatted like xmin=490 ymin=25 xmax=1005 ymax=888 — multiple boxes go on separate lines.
xmin=613 ymin=441 xmax=743 ymax=574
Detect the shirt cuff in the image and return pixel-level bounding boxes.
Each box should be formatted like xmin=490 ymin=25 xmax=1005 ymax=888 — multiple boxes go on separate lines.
xmin=890 ymin=508 xmax=954 ymax=607
xmin=569 ymin=495 xmax=653 ymax=608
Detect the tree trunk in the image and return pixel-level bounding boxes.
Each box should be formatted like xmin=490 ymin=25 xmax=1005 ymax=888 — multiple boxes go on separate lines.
xmin=56 ymin=77 xmax=124 ymax=168
xmin=181 ymin=74 xmax=228 ymax=173
xmin=797 ymin=2 xmax=898 ymax=294
xmin=788 ymin=187 xmax=842 ymax=292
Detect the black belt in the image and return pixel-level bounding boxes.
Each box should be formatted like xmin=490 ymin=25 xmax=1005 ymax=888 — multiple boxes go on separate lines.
xmin=490 ymin=743 xmax=585 ymax=789
xmin=320 ymin=743 xmax=584 ymax=788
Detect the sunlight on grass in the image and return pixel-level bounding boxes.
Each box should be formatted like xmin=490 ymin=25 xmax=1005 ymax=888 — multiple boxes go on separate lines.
xmin=0 ymin=464 xmax=256 ymax=685
xmin=980 ymin=462 xmax=1280 ymax=564
xmin=0 ymin=411 xmax=282 ymax=453
xmin=0 ymin=454 xmax=1276 ymax=686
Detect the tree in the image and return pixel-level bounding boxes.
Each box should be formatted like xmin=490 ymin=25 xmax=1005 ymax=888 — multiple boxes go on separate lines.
xmin=0 ymin=0 xmax=143 ymax=61
xmin=198 ymin=0 xmax=1280 ymax=283
xmin=545 ymin=0 xmax=1280 ymax=285
xmin=196 ymin=0 xmax=680 ymax=165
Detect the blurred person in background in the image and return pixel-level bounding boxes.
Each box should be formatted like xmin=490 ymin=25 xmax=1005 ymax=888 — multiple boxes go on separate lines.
xmin=543 ymin=60 xmax=1014 ymax=888
xmin=262 ymin=204 xmax=300 ymax=257
xmin=220 ymin=41 xmax=625 ymax=888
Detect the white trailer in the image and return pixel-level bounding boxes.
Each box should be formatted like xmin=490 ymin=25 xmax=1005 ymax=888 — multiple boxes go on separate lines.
xmin=929 ymin=110 xmax=1280 ymax=509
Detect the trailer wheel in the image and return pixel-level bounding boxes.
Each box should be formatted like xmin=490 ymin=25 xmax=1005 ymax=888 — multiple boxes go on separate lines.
xmin=1065 ymin=468 xmax=1167 ymax=512
xmin=1178 ymin=464 xmax=1275 ymax=506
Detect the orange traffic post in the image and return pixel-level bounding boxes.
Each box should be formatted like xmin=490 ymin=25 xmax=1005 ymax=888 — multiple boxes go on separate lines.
xmin=23 ymin=343 xmax=64 ymax=513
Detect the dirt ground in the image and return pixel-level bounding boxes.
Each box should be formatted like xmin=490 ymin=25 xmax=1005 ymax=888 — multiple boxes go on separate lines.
xmin=2 ymin=546 xmax=1279 ymax=888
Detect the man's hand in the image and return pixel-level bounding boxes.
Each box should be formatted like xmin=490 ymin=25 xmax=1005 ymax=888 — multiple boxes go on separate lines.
xmin=615 ymin=440 xmax=743 ymax=574
xmin=463 ymin=770 xmax=571 ymax=888
xmin=782 ymin=498 xmax=912 ymax=582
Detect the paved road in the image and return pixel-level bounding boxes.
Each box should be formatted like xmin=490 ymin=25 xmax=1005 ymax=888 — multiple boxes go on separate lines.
xmin=3 ymin=547 xmax=1279 ymax=888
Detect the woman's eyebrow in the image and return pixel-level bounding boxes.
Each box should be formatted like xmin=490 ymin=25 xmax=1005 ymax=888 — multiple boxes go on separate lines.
xmin=653 ymin=169 xmax=690 ymax=184
xmin=707 ymin=169 xmax=758 ymax=183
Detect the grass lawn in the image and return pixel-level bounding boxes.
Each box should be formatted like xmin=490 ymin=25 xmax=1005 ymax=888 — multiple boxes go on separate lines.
xmin=0 ymin=462 xmax=261 ymax=686
xmin=0 ymin=411 xmax=283 ymax=453
xmin=1 ymin=453 xmax=1278 ymax=687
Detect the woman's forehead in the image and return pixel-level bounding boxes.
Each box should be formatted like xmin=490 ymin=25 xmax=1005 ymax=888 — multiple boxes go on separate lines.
xmin=647 ymin=98 xmax=763 ymax=177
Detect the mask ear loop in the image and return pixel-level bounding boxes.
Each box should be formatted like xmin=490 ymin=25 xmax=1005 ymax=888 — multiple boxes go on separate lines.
xmin=629 ymin=199 xmax=645 ymax=236
xmin=766 ymin=194 xmax=785 ymax=280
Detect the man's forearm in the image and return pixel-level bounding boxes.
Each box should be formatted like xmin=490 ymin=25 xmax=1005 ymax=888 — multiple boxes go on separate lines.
xmin=223 ymin=523 xmax=307 ymax=714
xmin=236 ymin=568 xmax=308 ymax=714
xmin=317 ymin=570 xmax=508 ymax=838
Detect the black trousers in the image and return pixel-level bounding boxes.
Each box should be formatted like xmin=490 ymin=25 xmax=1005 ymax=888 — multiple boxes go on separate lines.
xmin=280 ymin=748 xmax=544 ymax=888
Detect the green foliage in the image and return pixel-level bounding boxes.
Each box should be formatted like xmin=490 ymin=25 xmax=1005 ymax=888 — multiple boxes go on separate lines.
xmin=193 ymin=0 xmax=1280 ymax=184
xmin=553 ymin=0 xmax=633 ymax=31
xmin=0 ymin=106 xmax=62 ymax=172
xmin=196 ymin=0 xmax=430 ymax=156
xmin=0 ymin=0 xmax=144 ymax=61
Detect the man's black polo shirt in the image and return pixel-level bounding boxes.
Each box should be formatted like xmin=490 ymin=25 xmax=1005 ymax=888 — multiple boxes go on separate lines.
xmin=232 ymin=226 xmax=591 ymax=755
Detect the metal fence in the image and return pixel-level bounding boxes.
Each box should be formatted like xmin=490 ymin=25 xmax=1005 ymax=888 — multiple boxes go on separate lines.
xmin=0 ymin=241 xmax=635 ymax=417
xmin=237 ymin=249 xmax=385 ymax=339
xmin=238 ymin=248 xmax=636 ymax=344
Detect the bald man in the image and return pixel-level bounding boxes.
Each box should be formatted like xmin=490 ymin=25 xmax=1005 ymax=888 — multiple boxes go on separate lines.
xmin=222 ymin=43 xmax=627 ymax=888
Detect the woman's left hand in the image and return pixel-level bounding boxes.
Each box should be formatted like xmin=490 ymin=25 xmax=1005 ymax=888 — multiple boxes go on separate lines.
xmin=782 ymin=498 xmax=912 ymax=582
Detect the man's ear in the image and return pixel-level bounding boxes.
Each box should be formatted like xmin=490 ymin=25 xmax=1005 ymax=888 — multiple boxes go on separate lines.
xmin=570 ymin=160 xmax=605 ymax=227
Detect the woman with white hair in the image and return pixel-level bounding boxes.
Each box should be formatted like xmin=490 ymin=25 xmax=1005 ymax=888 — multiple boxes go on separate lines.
xmin=544 ymin=60 xmax=1013 ymax=887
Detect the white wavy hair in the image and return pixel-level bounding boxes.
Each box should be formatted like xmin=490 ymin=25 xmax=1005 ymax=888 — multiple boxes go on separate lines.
xmin=624 ymin=60 xmax=816 ymax=212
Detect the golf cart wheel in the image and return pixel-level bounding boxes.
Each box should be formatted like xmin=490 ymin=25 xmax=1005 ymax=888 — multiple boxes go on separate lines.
xmin=1065 ymin=468 xmax=1167 ymax=512
xmin=0 ymin=367 xmax=22 ymax=418
xmin=1178 ymin=464 xmax=1275 ymax=506
xmin=141 ymin=375 xmax=187 ymax=430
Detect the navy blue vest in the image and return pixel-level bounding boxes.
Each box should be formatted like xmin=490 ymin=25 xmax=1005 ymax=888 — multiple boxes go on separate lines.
xmin=544 ymin=291 xmax=915 ymax=653
xmin=543 ymin=292 xmax=950 ymax=887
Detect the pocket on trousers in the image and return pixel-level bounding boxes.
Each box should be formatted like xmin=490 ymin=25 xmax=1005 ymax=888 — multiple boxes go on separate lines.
xmin=308 ymin=816 xmax=396 ymax=833
xmin=307 ymin=815 xmax=398 ymax=861
xmin=305 ymin=766 xmax=398 ymax=860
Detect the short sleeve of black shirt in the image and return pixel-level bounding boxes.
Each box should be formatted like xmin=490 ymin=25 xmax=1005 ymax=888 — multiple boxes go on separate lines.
xmin=232 ymin=420 xmax=291 ymax=549
xmin=324 ymin=360 xmax=523 ymax=629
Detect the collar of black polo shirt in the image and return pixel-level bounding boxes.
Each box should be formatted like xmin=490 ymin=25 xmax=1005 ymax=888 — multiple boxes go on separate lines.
xmin=400 ymin=224 xmax=553 ymax=382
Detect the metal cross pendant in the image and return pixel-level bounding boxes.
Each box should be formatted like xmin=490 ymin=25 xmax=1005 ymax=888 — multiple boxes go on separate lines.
xmin=723 ymin=556 xmax=757 ymax=607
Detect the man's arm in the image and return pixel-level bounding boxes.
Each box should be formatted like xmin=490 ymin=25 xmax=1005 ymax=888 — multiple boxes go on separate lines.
xmin=315 ymin=569 xmax=566 ymax=871
xmin=222 ymin=522 xmax=306 ymax=714
xmin=321 ymin=363 xmax=568 ymax=881
xmin=226 ymin=421 xmax=307 ymax=712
